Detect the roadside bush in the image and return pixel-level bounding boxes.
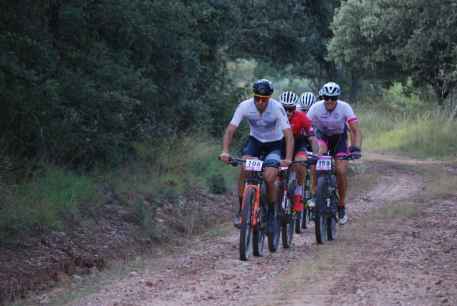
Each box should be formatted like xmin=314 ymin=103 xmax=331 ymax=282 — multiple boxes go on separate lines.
xmin=207 ymin=173 xmax=227 ymax=194
xmin=133 ymin=199 xmax=159 ymax=240
xmin=382 ymin=81 xmax=427 ymax=113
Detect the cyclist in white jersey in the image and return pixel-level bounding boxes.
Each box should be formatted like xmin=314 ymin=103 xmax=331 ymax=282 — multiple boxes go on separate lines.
xmin=307 ymin=82 xmax=362 ymax=224
xmin=220 ymin=79 xmax=294 ymax=227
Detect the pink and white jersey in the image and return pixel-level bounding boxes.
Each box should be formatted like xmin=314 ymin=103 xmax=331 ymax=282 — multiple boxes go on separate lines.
xmin=230 ymin=98 xmax=290 ymax=142
xmin=306 ymin=100 xmax=358 ymax=136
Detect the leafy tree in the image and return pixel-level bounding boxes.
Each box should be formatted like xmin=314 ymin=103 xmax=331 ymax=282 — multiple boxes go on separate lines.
xmin=1 ymin=0 xmax=356 ymax=168
xmin=329 ymin=0 xmax=457 ymax=103
xmin=0 ymin=0 xmax=240 ymax=166
xmin=227 ymin=0 xmax=341 ymax=87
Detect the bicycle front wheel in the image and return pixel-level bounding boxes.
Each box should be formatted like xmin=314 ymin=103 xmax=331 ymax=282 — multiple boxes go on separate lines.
xmin=240 ymin=187 xmax=255 ymax=261
xmin=327 ymin=215 xmax=337 ymax=241
xmin=327 ymin=191 xmax=339 ymax=241
xmin=314 ymin=212 xmax=326 ymax=244
xmin=314 ymin=176 xmax=330 ymax=244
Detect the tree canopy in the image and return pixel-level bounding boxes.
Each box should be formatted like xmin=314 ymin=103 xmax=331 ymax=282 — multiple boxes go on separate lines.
xmin=1 ymin=0 xmax=456 ymax=168
xmin=329 ymin=0 xmax=457 ymax=102
xmin=0 ymin=0 xmax=341 ymax=167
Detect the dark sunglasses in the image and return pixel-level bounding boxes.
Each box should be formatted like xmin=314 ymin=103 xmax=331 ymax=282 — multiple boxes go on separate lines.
xmin=284 ymin=106 xmax=296 ymax=113
xmin=323 ymin=96 xmax=337 ymax=101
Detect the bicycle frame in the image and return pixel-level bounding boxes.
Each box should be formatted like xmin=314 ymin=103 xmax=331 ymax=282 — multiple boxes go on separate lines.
xmin=230 ymin=158 xmax=266 ymax=227
xmin=307 ymin=152 xmax=355 ymax=243
xmin=241 ymin=180 xmax=262 ymax=226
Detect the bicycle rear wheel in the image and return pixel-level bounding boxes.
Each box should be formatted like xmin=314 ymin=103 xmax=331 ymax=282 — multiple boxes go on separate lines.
xmin=267 ymin=201 xmax=280 ymax=253
xmin=281 ymin=194 xmax=294 ymax=248
xmin=300 ymin=172 xmax=312 ymax=231
xmin=301 ymin=205 xmax=312 ymax=230
xmin=295 ymin=210 xmax=304 ymax=233
xmin=253 ymin=204 xmax=267 ymax=257
xmin=240 ymin=187 xmax=255 ymax=261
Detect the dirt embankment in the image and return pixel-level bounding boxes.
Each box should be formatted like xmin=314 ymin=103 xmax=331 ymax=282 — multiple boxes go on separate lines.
xmin=0 ymin=187 xmax=233 ymax=306
xmin=6 ymin=153 xmax=457 ymax=306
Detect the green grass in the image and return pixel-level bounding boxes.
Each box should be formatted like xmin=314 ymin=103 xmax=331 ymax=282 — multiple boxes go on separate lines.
xmin=110 ymin=135 xmax=238 ymax=199
xmin=0 ymin=134 xmax=238 ymax=241
xmin=358 ymin=105 xmax=457 ymax=159
xmin=0 ymin=166 xmax=97 ymax=242
xmin=96 ymin=135 xmax=238 ymax=237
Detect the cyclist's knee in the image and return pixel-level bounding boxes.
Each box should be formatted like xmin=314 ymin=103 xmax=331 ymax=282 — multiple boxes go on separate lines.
xmin=295 ymin=163 xmax=306 ymax=173
xmin=336 ymin=169 xmax=347 ymax=179
xmin=294 ymin=165 xmax=306 ymax=179
xmin=335 ymin=159 xmax=347 ymax=172
xmin=263 ymin=167 xmax=278 ymax=183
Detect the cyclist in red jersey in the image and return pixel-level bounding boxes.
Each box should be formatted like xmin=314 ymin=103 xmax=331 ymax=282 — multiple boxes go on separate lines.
xmin=298 ymin=92 xmax=317 ymax=113
xmin=279 ymin=91 xmax=318 ymax=213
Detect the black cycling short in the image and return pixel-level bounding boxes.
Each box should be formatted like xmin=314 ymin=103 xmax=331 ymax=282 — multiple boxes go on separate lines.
xmin=240 ymin=136 xmax=282 ymax=168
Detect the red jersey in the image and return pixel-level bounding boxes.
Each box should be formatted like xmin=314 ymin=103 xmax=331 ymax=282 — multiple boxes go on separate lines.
xmin=289 ymin=111 xmax=314 ymax=138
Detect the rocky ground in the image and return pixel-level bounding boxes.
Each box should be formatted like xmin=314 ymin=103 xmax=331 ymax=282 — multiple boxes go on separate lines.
xmin=6 ymin=153 xmax=457 ymax=306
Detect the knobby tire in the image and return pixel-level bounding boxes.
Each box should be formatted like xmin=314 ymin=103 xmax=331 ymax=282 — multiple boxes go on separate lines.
xmin=267 ymin=201 xmax=280 ymax=253
xmin=239 ymin=187 xmax=255 ymax=261
xmin=314 ymin=176 xmax=331 ymax=244
xmin=253 ymin=200 xmax=266 ymax=257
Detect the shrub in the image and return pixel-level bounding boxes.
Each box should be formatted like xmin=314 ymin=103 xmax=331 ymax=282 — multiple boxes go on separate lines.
xmin=207 ymin=173 xmax=227 ymax=194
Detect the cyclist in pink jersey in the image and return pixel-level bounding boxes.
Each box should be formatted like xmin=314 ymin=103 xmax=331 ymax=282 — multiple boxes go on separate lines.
xmin=307 ymin=82 xmax=362 ymax=224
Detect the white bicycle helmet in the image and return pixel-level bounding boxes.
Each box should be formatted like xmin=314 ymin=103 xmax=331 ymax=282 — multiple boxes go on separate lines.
xmin=279 ymin=91 xmax=299 ymax=107
xmin=320 ymin=82 xmax=341 ymax=97
xmin=298 ymin=92 xmax=316 ymax=111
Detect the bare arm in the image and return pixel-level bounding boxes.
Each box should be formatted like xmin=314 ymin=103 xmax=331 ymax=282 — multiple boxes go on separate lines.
xmin=283 ymin=128 xmax=294 ymax=162
xmin=308 ymin=136 xmax=319 ymax=154
xmin=220 ymin=124 xmax=237 ymax=162
xmin=348 ymin=121 xmax=362 ymax=148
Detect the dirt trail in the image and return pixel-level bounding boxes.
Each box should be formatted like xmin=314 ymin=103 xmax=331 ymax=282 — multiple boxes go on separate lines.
xmin=20 ymin=153 xmax=457 ymax=306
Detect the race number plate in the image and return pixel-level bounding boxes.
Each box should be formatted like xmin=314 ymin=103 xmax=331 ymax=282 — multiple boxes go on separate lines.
xmin=245 ymin=159 xmax=263 ymax=172
xmin=316 ymin=157 xmax=332 ymax=171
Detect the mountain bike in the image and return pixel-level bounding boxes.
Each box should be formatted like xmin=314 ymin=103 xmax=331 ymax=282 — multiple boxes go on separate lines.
xmin=226 ymin=158 xmax=268 ymax=261
xmin=311 ymin=153 xmax=355 ymax=244
xmin=277 ymin=159 xmax=316 ymax=248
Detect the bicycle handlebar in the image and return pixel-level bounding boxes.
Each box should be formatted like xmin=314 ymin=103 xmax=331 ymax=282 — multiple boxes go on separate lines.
xmin=219 ymin=152 xmax=359 ymax=169
xmin=304 ymin=151 xmax=359 ymax=162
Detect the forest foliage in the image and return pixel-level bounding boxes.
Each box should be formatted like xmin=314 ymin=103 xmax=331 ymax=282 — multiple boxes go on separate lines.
xmin=1 ymin=0 xmax=456 ymax=169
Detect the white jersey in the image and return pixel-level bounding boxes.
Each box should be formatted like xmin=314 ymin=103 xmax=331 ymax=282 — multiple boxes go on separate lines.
xmin=230 ymin=98 xmax=290 ymax=142
xmin=307 ymin=100 xmax=358 ymax=136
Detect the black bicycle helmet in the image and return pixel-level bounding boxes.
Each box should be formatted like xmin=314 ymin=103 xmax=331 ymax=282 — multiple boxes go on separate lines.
xmin=253 ymin=79 xmax=274 ymax=96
